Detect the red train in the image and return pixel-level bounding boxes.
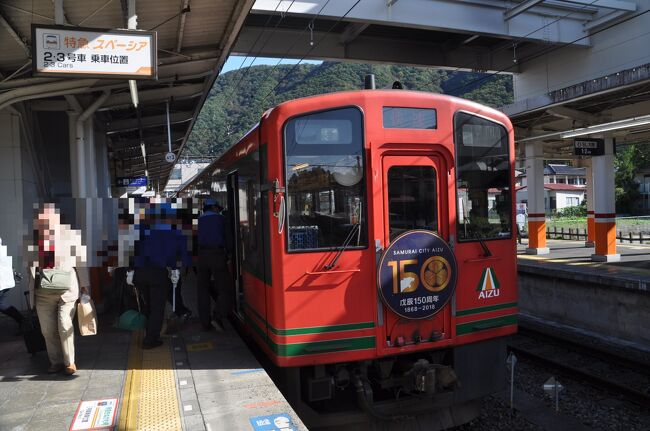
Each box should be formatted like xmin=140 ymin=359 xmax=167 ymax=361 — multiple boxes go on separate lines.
xmin=180 ymin=89 xmax=517 ymax=429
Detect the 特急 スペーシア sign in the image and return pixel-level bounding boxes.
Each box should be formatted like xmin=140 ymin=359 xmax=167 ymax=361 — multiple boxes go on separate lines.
xmin=32 ymin=25 xmax=156 ymax=79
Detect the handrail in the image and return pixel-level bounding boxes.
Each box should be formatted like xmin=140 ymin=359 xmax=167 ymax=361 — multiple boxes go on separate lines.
xmin=305 ymin=269 xmax=361 ymax=275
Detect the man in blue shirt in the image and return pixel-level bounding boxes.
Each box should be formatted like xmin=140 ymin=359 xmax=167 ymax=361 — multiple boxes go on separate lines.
xmin=196 ymin=199 xmax=231 ymax=331
xmin=134 ymin=203 xmax=192 ymax=348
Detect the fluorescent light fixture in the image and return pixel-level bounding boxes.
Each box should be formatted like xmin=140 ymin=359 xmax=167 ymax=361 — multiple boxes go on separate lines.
xmin=561 ymin=114 xmax=650 ymax=138
xmin=140 ymin=140 xmax=147 ymax=159
xmin=129 ymin=80 xmax=139 ymax=108
xmin=292 ymin=163 xmax=309 ymax=171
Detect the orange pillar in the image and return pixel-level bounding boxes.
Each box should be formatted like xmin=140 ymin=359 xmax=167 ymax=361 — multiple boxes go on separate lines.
xmin=586 ymin=211 xmax=596 ymax=245
xmin=591 ymin=136 xmax=620 ymax=262
xmin=525 ymin=142 xmax=549 ymax=254
xmin=527 ymin=214 xmax=547 ymax=250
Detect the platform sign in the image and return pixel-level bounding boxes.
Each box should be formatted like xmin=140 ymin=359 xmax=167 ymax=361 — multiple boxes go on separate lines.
xmin=377 ymin=230 xmax=457 ymax=319
xmin=573 ymin=138 xmax=604 ymax=156
xmin=69 ymin=398 xmax=118 ymax=430
xmin=249 ymin=413 xmax=296 ymax=431
xmin=165 ymin=152 xmax=177 ymax=163
xmin=32 ymin=25 xmax=157 ymax=79
xmin=116 ymin=176 xmax=147 ymax=187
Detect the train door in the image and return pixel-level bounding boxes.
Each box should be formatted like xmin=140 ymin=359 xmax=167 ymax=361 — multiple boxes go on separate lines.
xmin=378 ymin=153 xmax=453 ymax=350
xmin=226 ymin=171 xmax=243 ymax=316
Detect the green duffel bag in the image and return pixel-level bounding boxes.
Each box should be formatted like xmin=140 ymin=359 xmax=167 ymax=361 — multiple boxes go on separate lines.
xmin=116 ymin=309 xmax=147 ymax=331
xmin=39 ymin=268 xmax=73 ymax=290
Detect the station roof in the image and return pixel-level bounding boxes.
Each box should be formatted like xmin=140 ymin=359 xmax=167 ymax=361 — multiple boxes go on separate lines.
xmin=0 ymin=0 xmax=253 ymax=189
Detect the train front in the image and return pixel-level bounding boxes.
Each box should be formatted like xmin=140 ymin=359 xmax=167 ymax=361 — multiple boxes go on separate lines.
xmin=263 ymin=91 xmax=517 ymax=428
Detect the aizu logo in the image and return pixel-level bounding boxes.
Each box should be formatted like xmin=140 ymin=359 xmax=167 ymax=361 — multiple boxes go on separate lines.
xmin=476 ymin=267 xmax=500 ymax=299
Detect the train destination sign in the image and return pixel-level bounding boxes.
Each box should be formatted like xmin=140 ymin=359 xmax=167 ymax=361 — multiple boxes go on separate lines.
xmin=32 ymin=25 xmax=157 ymax=79
xmin=377 ymin=230 xmax=457 ymax=319
xmin=573 ymin=138 xmax=604 ymax=156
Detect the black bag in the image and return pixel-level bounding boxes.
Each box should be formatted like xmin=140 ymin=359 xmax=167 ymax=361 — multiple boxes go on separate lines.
xmin=22 ymin=291 xmax=46 ymax=355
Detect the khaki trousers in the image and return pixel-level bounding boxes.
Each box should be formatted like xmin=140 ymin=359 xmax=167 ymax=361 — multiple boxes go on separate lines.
xmin=35 ymin=290 xmax=76 ymax=366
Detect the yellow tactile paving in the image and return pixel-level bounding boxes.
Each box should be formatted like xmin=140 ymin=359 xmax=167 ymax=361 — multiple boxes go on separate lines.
xmin=118 ymin=331 xmax=182 ymax=431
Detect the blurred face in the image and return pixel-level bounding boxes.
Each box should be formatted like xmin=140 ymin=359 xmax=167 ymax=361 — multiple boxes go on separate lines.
xmin=36 ymin=205 xmax=61 ymax=241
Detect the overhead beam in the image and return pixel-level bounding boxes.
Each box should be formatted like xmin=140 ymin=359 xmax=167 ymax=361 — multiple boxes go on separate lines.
xmin=0 ymin=9 xmax=31 ymax=57
xmin=249 ymin=0 xmax=591 ymax=45
xmin=105 ymin=111 xmax=194 ymax=133
xmin=504 ymin=0 xmax=545 ymax=21
xmin=235 ymin=27 xmax=518 ymax=72
xmin=176 ymin=0 xmax=191 ymax=52
xmin=98 ymin=84 xmax=204 ymax=110
xmin=558 ymin=0 xmax=636 ymax=11
xmin=546 ymin=106 xmax=599 ymax=123
xmin=110 ymin=131 xmax=186 ymax=149
xmin=340 ymin=22 xmax=369 ymax=44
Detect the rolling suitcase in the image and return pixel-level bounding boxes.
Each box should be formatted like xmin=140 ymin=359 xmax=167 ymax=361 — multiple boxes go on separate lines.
xmin=22 ymin=291 xmax=46 ymax=355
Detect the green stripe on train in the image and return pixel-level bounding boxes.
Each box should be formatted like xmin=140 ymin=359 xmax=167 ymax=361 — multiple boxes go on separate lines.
xmin=244 ymin=312 xmax=375 ymax=357
xmin=456 ymin=314 xmax=517 ymax=335
xmin=243 ymin=303 xmax=374 ymax=336
xmin=456 ymin=302 xmax=518 ymax=317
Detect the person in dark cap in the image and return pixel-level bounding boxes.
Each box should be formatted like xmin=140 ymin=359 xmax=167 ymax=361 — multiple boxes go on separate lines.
xmin=196 ymin=199 xmax=231 ymax=331
xmin=133 ymin=201 xmax=192 ymax=348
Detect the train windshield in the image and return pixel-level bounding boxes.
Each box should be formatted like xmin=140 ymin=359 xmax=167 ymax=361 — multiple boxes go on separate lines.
xmin=454 ymin=112 xmax=512 ymax=241
xmin=284 ymin=107 xmax=367 ymax=251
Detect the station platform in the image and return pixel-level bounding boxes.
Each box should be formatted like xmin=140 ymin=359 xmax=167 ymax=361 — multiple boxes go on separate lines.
xmin=516 ymin=239 xmax=650 ymax=362
xmin=0 ymin=280 xmax=306 ymax=431
xmin=517 ymin=238 xmax=650 ymax=287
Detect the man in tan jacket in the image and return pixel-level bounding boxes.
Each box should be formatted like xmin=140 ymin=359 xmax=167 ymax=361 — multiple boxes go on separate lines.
xmin=28 ymin=204 xmax=90 ymax=375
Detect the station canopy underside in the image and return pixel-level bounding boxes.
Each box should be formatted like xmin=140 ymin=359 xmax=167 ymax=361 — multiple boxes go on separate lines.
xmin=0 ymin=0 xmax=253 ymax=187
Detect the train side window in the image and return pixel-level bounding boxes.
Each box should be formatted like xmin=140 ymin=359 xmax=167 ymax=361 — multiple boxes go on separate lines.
xmin=284 ymin=107 xmax=367 ymax=251
xmin=454 ymin=112 xmax=512 ymax=241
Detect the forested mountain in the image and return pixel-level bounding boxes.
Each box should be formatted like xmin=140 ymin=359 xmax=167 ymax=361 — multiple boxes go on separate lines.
xmin=183 ymin=61 xmax=513 ymax=157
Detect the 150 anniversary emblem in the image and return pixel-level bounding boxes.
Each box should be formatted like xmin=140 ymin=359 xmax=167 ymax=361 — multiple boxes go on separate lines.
xmin=378 ymin=230 xmax=457 ymax=319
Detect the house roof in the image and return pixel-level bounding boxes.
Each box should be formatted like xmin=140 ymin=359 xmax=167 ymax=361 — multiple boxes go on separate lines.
xmin=544 ymin=164 xmax=586 ymax=176
xmin=517 ymin=184 xmax=585 ymax=191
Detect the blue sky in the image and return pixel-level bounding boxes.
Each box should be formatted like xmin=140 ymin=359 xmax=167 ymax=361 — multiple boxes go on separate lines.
xmin=220 ymin=55 xmax=322 ymax=75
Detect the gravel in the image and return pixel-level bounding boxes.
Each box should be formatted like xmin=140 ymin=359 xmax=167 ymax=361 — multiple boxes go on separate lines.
xmin=456 ymin=394 xmax=542 ymax=431
xmin=512 ymin=359 xmax=650 ymax=431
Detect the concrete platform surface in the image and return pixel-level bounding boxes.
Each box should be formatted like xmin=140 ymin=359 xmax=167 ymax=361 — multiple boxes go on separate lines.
xmin=517 ymin=239 xmax=650 ymax=290
xmin=0 ymin=274 xmax=306 ymax=431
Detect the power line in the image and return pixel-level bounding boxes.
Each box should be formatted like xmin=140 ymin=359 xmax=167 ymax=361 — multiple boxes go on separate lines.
xmin=223 ymin=0 xmax=297 ymax=107
xmin=258 ymin=0 xmax=363 ymax=108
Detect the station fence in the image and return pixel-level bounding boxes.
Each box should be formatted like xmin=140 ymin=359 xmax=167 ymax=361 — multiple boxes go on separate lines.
xmin=545 ymin=226 xmax=649 ymax=244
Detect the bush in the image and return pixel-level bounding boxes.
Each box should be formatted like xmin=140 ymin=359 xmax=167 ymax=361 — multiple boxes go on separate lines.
xmin=556 ymin=203 xmax=587 ymax=218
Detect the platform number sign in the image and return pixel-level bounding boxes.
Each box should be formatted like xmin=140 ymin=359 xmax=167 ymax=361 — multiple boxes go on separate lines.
xmin=377 ymin=230 xmax=457 ymax=319
xmin=165 ymin=152 xmax=176 ymax=163
xmin=573 ymin=138 xmax=604 ymax=156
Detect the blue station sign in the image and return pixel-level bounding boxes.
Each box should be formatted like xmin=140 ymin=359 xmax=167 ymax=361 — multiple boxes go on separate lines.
xmin=377 ymin=230 xmax=457 ymax=319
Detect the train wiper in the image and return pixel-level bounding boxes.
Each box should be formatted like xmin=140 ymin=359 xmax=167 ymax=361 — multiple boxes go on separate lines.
xmin=473 ymin=229 xmax=492 ymax=257
xmin=324 ymin=223 xmax=361 ymax=270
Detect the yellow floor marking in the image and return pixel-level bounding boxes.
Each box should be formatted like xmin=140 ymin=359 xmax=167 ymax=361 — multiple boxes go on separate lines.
xmin=186 ymin=341 xmax=214 ymax=352
xmin=118 ymin=331 xmax=142 ymax=430
xmin=118 ymin=331 xmax=182 ymax=430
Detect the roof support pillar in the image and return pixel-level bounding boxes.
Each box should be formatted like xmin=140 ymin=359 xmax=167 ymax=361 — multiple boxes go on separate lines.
xmin=525 ymin=141 xmax=549 ymax=255
xmin=577 ymin=158 xmax=596 ymax=247
xmin=591 ymin=136 xmax=620 ymax=262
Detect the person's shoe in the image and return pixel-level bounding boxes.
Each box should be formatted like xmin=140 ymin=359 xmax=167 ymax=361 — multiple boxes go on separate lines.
xmin=211 ymin=318 xmax=224 ymax=332
xmin=63 ymin=364 xmax=76 ymax=375
xmin=47 ymin=363 xmax=64 ymax=374
xmin=142 ymin=339 xmax=164 ymax=349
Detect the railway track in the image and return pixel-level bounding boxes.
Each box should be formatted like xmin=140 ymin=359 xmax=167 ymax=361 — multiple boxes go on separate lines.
xmin=507 ymin=326 xmax=650 ymax=409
